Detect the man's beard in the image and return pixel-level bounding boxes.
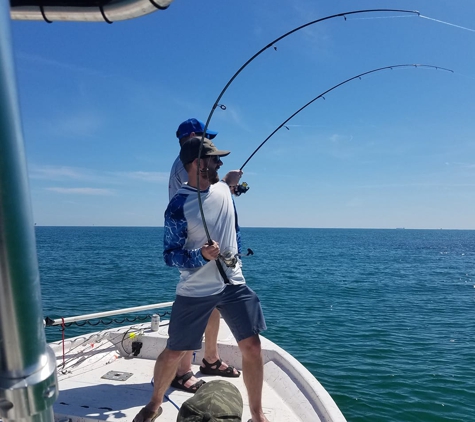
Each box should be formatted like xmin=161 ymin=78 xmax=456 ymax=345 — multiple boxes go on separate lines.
xmin=200 ymin=164 xmax=220 ymax=184
xmin=207 ymin=168 xmax=220 ymax=184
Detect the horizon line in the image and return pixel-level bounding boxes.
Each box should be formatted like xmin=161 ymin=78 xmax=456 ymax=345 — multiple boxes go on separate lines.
xmin=33 ymin=225 xmax=474 ymax=231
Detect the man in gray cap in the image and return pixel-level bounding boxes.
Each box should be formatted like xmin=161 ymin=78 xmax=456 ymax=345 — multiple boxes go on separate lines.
xmin=134 ymin=137 xmax=269 ymax=422
xmin=168 ymin=119 xmax=240 ymax=395
xmin=176 ymin=380 xmax=243 ymax=422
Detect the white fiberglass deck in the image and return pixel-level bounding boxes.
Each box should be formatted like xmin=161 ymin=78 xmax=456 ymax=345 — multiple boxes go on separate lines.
xmin=50 ymin=320 xmax=346 ymax=422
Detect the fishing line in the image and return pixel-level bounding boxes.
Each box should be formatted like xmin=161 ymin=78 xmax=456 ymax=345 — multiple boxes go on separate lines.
xmin=452 ymin=72 xmax=475 ymax=81
xmin=150 ymin=379 xmax=180 ymax=411
xmin=239 ymin=64 xmax=454 ymax=171
xmin=195 ymin=8 xmax=420 ymax=247
xmin=420 ymin=15 xmax=475 ymax=33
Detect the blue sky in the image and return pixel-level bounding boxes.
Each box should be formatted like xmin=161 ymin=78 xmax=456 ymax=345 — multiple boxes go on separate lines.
xmin=10 ymin=0 xmax=475 ymax=229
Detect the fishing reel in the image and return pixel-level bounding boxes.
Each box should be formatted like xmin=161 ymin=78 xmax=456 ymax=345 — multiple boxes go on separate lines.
xmin=234 ymin=182 xmax=249 ymax=196
xmin=220 ymin=248 xmax=238 ymax=268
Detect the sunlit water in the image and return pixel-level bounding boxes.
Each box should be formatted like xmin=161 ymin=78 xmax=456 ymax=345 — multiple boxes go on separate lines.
xmin=36 ymin=227 xmax=475 ymax=422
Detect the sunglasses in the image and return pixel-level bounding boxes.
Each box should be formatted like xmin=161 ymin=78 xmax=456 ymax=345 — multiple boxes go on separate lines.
xmin=205 ymin=156 xmax=222 ymax=164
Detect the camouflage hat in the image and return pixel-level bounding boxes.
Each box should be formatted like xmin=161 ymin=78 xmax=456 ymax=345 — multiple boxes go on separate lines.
xmin=176 ymin=380 xmax=243 ymax=422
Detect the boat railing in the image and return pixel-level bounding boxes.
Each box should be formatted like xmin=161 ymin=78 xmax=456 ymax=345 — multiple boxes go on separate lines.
xmin=44 ymin=301 xmax=174 ymax=326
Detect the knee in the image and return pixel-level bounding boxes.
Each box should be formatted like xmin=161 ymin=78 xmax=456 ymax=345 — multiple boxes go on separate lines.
xmin=160 ymin=349 xmax=186 ymax=364
xmin=238 ymin=335 xmax=262 ymax=359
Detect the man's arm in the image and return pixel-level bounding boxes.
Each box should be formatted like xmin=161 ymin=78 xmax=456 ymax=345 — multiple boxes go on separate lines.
xmin=168 ymin=157 xmax=188 ymax=201
xmin=163 ymin=195 xmax=209 ymax=268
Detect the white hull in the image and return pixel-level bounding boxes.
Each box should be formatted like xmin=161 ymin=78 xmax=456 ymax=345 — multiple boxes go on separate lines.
xmin=50 ymin=317 xmax=346 ymax=422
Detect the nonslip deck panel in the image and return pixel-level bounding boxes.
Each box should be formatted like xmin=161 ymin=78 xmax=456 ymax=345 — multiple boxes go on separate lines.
xmin=54 ymin=359 xmax=325 ymax=422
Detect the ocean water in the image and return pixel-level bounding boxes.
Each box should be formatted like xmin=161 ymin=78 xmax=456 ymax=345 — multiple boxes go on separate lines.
xmin=36 ymin=227 xmax=475 ymax=422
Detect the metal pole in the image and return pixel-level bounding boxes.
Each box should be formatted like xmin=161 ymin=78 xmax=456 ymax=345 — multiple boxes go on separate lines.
xmin=0 ymin=3 xmax=58 ymax=422
xmin=45 ymin=301 xmax=174 ymax=326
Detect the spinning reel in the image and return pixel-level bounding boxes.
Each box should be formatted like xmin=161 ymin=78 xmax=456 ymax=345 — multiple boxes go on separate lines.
xmin=234 ymin=182 xmax=249 ymax=196
xmin=220 ymin=247 xmax=239 ymax=268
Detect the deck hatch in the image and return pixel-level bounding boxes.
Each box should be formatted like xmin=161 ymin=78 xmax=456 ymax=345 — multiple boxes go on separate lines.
xmin=101 ymin=370 xmax=133 ymax=381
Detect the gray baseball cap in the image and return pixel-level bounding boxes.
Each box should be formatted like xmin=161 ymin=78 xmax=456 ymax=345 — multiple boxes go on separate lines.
xmin=180 ymin=137 xmax=230 ymax=165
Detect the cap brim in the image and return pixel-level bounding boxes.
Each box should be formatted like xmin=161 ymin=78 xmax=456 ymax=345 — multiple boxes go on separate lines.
xmin=205 ymin=129 xmax=218 ymax=139
xmin=208 ymin=150 xmax=230 ymax=157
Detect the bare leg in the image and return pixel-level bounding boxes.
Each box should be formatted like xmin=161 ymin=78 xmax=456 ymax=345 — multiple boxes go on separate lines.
xmin=136 ymin=348 xmax=186 ymax=418
xmin=176 ymin=350 xmax=202 ymax=389
xmin=202 ymin=309 xmax=239 ymax=375
xmin=238 ymin=335 xmax=269 ymax=422
xmin=177 ymin=350 xmax=195 ymax=373
xmin=204 ymin=308 xmax=221 ymax=359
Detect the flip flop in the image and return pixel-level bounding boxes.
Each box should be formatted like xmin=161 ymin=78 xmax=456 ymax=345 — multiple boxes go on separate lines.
xmin=171 ymin=371 xmax=205 ymax=393
xmin=132 ymin=406 xmax=162 ymax=422
xmin=200 ymin=358 xmax=241 ymax=377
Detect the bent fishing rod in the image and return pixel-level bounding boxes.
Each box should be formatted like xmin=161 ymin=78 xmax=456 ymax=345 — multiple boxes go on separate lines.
xmin=196 ymin=8 xmax=421 ymax=246
xmin=200 ymin=8 xmax=420 ymax=138
xmin=239 ymin=63 xmax=454 ymax=171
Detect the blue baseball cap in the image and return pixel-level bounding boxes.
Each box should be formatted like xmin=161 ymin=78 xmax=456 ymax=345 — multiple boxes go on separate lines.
xmin=176 ymin=118 xmax=218 ymax=140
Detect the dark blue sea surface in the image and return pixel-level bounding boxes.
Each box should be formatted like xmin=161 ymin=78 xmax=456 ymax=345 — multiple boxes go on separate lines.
xmin=36 ymin=227 xmax=475 ymax=422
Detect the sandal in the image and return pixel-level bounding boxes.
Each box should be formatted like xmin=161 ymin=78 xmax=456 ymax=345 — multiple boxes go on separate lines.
xmin=132 ymin=406 xmax=162 ymax=422
xmin=199 ymin=358 xmax=241 ymax=378
xmin=171 ymin=371 xmax=205 ymax=393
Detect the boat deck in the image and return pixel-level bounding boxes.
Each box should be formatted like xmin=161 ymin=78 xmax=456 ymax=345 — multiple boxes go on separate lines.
xmin=50 ymin=320 xmax=345 ymax=422
xmin=55 ymin=358 xmax=302 ymax=421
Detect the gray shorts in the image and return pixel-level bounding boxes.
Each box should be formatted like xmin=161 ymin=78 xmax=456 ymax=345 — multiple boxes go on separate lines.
xmin=167 ymin=284 xmax=267 ymax=351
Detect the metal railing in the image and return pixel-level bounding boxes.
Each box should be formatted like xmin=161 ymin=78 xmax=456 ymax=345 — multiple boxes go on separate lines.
xmin=44 ymin=302 xmax=174 ymax=326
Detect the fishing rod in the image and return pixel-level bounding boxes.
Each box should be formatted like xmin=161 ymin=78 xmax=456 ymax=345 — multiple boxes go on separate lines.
xmin=224 ymin=63 xmax=454 ymax=257
xmin=196 ymin=8 xmax=421 ymax=246
xmin=201 ymin=8 xmax=420 ymax=137
xmin=238 ymin=64 xmax=454 ymax=172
